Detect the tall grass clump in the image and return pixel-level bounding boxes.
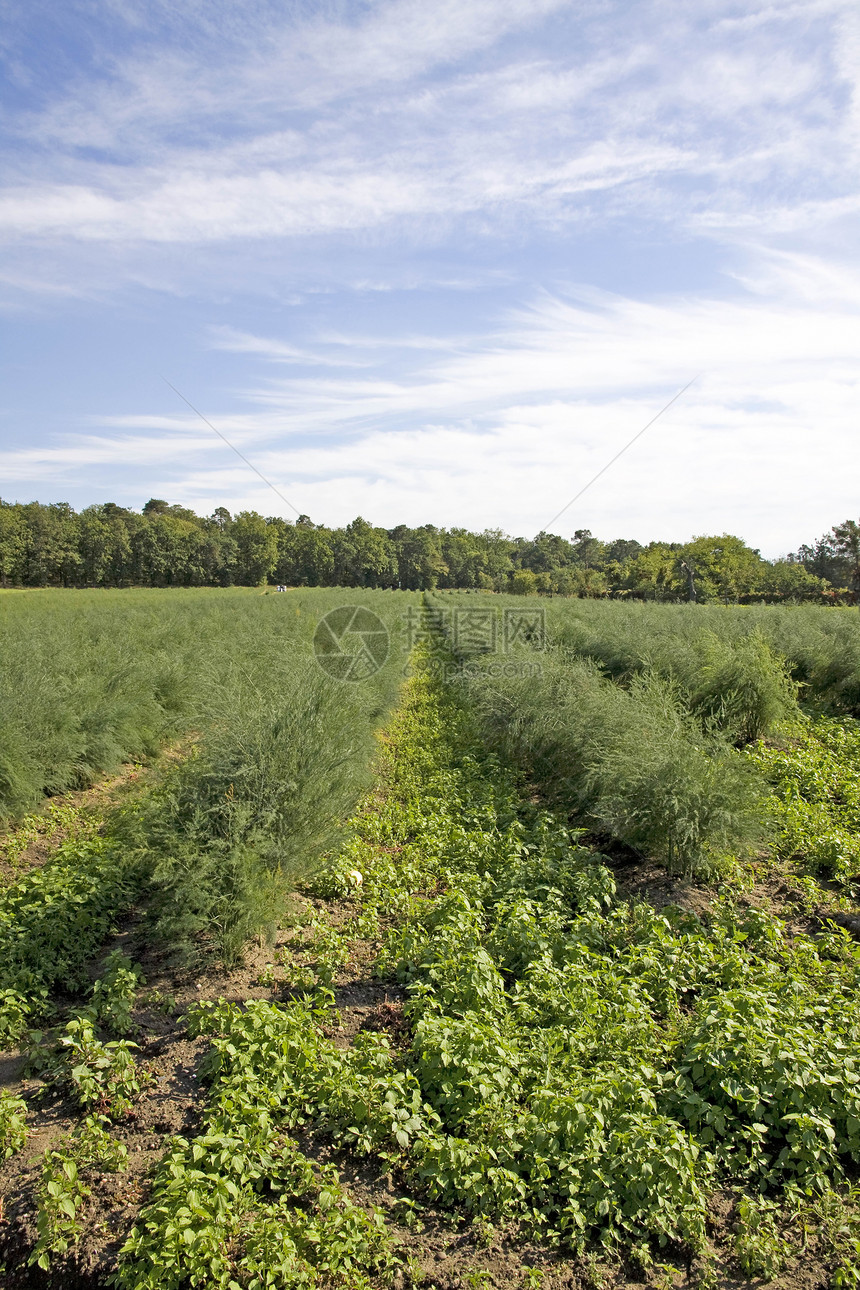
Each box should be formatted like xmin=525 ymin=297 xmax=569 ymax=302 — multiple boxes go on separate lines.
xmin=456 ymin=652 xmax=766 ymax=875
xmin=542 ymin=602 xmax=799 ymax=744
xmin=539 ymin=597 xmax=860 ymax=721
xmin=113 ymin=589 xmax=413 ymax=964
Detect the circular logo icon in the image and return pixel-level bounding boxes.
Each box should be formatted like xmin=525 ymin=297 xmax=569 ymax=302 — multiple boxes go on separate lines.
xmin=313 ymin=605 xmax=390 ymax=682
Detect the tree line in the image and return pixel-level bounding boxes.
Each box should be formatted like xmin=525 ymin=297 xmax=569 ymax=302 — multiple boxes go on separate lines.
xmin=0 ymin=497 xmax=857 ymax=603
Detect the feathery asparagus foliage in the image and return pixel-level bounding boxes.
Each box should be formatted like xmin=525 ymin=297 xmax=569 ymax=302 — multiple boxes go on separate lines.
xmin=453 ymin=650 xmax=766 ymax=875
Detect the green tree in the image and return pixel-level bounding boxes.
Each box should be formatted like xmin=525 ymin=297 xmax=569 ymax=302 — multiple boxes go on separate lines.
xmin=332 ymin=518 xmax=396 ymax=587
xmin=132 ymin=514 xmax=206 ymax=586
xmin=391 ymin=525 xmax=448 ymax=589
xmin=78 ymin=505 xmax=132 ymax=586
xmin=625 ymin=544 xmax=683 ymax=601
xmin=760 ymin=560 xmax=828 ymax=603
xmin=0 ymin=503 xmax=26 ymax=587
xmin=20 ymin=502 xmax=81 ymax=587
xmin=509 ymin=568 xmax=539 ymax=595
xmin=681 ymin=535 xmax=764 ymax=604
xmin=476 ymin=529 xmax=514 ymax=590
xmin=832 ymin=519 xmax=860 ymax=600
xmin=233 ymin=512 xmax=278 ymax=585
xmin=276 ymin=523 xmax=335 ymax=586
xmin=570 ymin=528 xmax=606 ymax=570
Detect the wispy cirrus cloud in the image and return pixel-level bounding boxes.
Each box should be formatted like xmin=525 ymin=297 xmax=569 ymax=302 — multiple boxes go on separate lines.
xmin=1 ymin=0 xmax=856 ymax=265
xmin=7 ymin=249 xmax=856 ymax=553
xmin=1 ymin=0 xmax=858 ymax=556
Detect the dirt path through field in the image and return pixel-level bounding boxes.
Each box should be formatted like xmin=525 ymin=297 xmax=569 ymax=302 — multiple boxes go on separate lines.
xmin=0 ymin=736 xmax=197 ymax=885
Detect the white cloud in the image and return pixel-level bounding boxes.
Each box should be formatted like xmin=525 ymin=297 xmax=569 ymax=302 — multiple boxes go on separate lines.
xmin=9 ymin=251 xmax=857 ymax=553
xmin=1 ymin=0 xmax=857 ymax=260
xmin=1 ymin=0 xmax=858 ymax=558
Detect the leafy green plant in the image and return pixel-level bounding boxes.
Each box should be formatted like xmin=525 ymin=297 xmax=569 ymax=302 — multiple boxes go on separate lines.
xmin=139 ymin=986 xmax=176 ymax=1015
xmin=255 ymin=961 xmax=278 ymax=987
xmin=733 ymin=1194 xmax=787 ymax=1278
xmin=30 ymin=1115 xmax=127 ymax=1270
xmin=31 ymin=1152 xmax=89 ymax=1270
xmin=749 ymin=716 xmax=860 ymax=891
xmin=115 ymin=1124 xmax=394 ymax=1288
xmin=55 ymin=1014 xmax=150 ymax=1116
xmin=90 ymin=948 xmax=144 ymax=1036
xmin=522 ymin=1270 xmax=546 ymax=1288
xmin=0 ymin=1087 xmax=27 ymax=1158
xmin=0 ymin=834 xmax=140 ymax=1043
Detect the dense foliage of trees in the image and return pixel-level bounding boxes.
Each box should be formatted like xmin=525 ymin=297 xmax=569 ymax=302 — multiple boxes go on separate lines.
xmin=0 ymin=498 xmax=852 ymax=602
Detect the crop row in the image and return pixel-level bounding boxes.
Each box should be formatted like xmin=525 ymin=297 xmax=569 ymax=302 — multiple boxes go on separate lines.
xmin=534 ymin=598 xmax=860 ymax=717
xmin=0 ymin=590 xmax=414 ymax=1041
xmin=432 ymin=593 xmax=860 ymax=889
xmin=115 ymin=660 xmax=860 ymax=1284
xmin=0 ymin=587 xmax=414 ymax=821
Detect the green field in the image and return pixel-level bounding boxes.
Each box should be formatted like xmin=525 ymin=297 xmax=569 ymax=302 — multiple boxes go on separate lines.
xmin=2 ymin=589 xmax=860 ymax=1288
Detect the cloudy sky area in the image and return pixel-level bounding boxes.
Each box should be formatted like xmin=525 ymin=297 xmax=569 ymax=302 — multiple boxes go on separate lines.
xmin=1 ymin=0 xmax=858 ymax=553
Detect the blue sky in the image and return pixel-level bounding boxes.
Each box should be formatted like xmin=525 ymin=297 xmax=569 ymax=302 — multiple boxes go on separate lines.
xmin=1 ymin=0 xmax=858 ymax=554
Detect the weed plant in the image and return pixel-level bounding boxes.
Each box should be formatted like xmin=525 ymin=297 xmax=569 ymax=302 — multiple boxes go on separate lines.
xmin=0 ymin=799 xmax=99 ymax=878
xmin=52 ymin=1014 xmax=150 ymax=1116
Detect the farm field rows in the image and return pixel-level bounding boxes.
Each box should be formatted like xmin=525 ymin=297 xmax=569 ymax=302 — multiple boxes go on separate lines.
xmin=1 ymin=589 xmax=860 ymax=1287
